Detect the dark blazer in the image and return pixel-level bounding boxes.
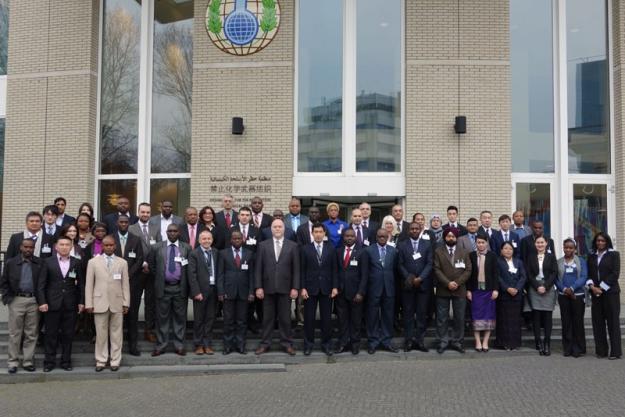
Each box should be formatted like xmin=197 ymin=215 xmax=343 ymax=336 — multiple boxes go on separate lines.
xmin=395 ymin=220 xmax=411 ymax=243
xmin=254 ymin=238 xmax=300 ymax=294
xmin=261 ymin=226 xmax=297 ymax=243
xmin=149 ymin=240 xmax=192 ymax=299
xmin=520 ymin=235 xmax=556 ymax=263
xmin=478 ymin=226 xmax=497 ymax=239
xmin=102 ymin=212 xmax=139 ymax=234
xmin=58 ymin=214 xmax=76 ymax=227
xmin=397 ymin=238 xmax=433 ymax=292
xmin=179 ymin=223 xmax=201 ymax=248
xmin=347 ymin=223 xmax=373 ymax=246
xmin=364 ymin=244 xmax=398 ymax=298
xmin=6 ymin=231 xmax=57 ymax=259
xmin=113 ymin=232 xmax=144 ymax=278
xmin=252 ymin=212 xmax=274 ymax=230
xmin=296 ymin=222 xmax=314 ymax=246
xmin=300 ymin=242 xmax=338 ymax=296
xmin=215 ymin=210 xmax=238 ymax=229
xmin=443 ymin=223 xmax=468 ymax=237
xmin=587 ymin=250 xmax=621 ymax=294
xmin=37 ymin=255 xmax=85 ymax=310
xmin=364 ymin=220 xmax=380 ymax=235
xmin=0 ymin=256 xmax=43 ymax=305
xmin=187 ymin=246 xmax=220 ymax=298
xmin=227 ymin=223 xmax=261 ymax=251
xmin=524 ymin=252 xmax=558 ymax=291
xmin=468 ymin=251 xmax=499 ymax=291
xmin=497 ymin=257 xmax=527 ymax=298
xmin=433 ymin=245 xmax=472 ymax=298
xmin=198 ymin=223 xmax=227 ymax=250
xmin=337 ymin=244 xmax=368 ymax=299
xmin=217 ymin=247 xmax=255 ymax=300
xmin=489 ymin=229 xmax=521 ymax=257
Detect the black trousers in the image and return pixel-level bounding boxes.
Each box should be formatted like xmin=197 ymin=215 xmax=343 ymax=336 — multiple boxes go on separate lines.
xmin=193 ymin=287 xmax=217 ymax=348
xmin=44 ymin=308 xmax=78 ymax=367
xmin=223 ymin=297 xmax=249 ymax=349
xmin=125 ymin=276 xmax=144 ymax=350
xmin=248 ymin=297 xmax=264 ymax=328
xmin=259 ymin=293 xmax=292 ymax=349
xmin=303 ymin=293 xmax=333 ymax=349
xmin=402 ymin=290 xmax=430 ymax=344
xmin=558 ymin=294 xmax=586 ymax=355
xmin=591 ymin=292 xmax=622 ymax=357
xmin=336 ymin=293 xmax=364 ymax=348
xmin=532 ymin=310 xmax=553 ymax=344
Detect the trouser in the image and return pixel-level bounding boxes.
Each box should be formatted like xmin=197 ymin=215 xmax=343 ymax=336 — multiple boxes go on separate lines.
xmin=142 ymin=272 xmax=157 ymax=332
xmin=295 ymin=296 xmax=305 ymax=324
xmin=155 ymin=284 xmax=188 ymax=351
xmin=436 ymin=296 xmax=466 ymax=347
xmin=591 ymin=292 xmax=622 ymax=357
xmin=223 ymin=298 xmax=249 ymax=349
xmin=44 ymin=308 xmax=78 ymax=367
xmin=94 ymin=310 xmax=124 ymax=367
xmin=402 ymin=290 xmax=430 ymax=344
xmin=532 ymin=310 xmax=553 ymax=345
xmin=558 ymin=294 xmax=586 ymax=355
xmin=259 ymin=293 xmax=293 ymax=349
xmin=366 ymin=291 xmax=394 ymax=349
xmin=193 ymin=287 xmax=217 ymax=348
xmin=336 ymin=293 xmax=364 ymax=347
xmin=7 ymin=296 xmax=40 ymax=368
xmin=248 ymin=297 xmax=264 ymax=327
xmin=303 ymin=293 xmax=333 ymax=350
xmin=125 ymin=276 xmax=143 ymax=350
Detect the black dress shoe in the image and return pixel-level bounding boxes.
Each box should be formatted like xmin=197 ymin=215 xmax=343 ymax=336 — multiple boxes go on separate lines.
xmin=129 ymin=349 xmax=141 ymax=357
xmin=110 ymin=366 xmax=119 ymax=372
xmin=383 ymin=344 xmax=399 ymax=353
xmin=8 ymin=367 xmax=17 ymax=374
xmin=95 ymin=366 xmax=104 ymax=372
xmin=43 ymin=366 xmax=54 ymax=373
xmin=449 ymin=343 xmax=465 ymax=353
xmin=437 ymin=346 xmax=446 ymax=354
xmin=609 ymin=355 xmax=621 ymax=360
xmin=321 ymin=347 xmax=333 ymax=357
xmin=303 ymin=347 xmax=312 ymax=356
xmin=367 ymin=347 xmax=376 ymax=355
xmin=151 ymin=349 xmax=162 ymax=357
xmin=23 ymin=365 xmax=36 ymax=372
xmin=415 ymin=343 xmax=429 ymax=353
xmin=334 ymin=345 xmax=350 ymax=354
xmin=61 ymin=365 xmax=73 ymax=371
xmin=238 ymin=347 xmax=247 ymax=355
xmin=351 ymin=346 xmax=359 ymax=355
xmin=404 ymin=341 xmax=414 ymax=352
xmin=543 ymin=343 xmax=551 ymax=356
xmin=223 ymin=347 xmax=232 ymax=355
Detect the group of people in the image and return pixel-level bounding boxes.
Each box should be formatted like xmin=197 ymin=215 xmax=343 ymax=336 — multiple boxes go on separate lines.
xmin=0 ymin=196 xmax=622 ymax=374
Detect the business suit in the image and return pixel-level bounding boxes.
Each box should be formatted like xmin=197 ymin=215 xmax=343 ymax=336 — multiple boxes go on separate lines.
xmin=336 ymin=244 xmax=368 ymax=350
xmin=255 ymin=237 xmax=300 ymax=349
xmin=362 ymin=219 xmax=379 ymax=236
xmin=149 ymin=240 xmax=192 ymax=352
xmin=394 ymin=220 xmax=411 ymax=243
xmin=102 ymin=212 xmax=139 ymax=234
xmin=215 ymin=209 xmax=238 ymax=229
xmin=218 ymin=247 xmax=255 ymax=351
xmin=478 ymin=226 xmax=497 ymax=240
xmin=113 ymin=232 xmax=144 ymax=352
xmin=587 ymin=250 xmax=622 ymax=358
xmin=197 ymin=222 xmax=227 ymax=250
xmin=56 ymin=214 xmax=76 ymax=227
xmin=284 ymin=213 xmax=309 ymax=232
xmin=251 ymin=212 xmax=273 ymax=230
xmin=489 ymin=229 xmax=521 ymax=257
xmin=398 ymin=237 xmax=433 ymax=347
xmin=525 ymin=252 xmax=558 ymax=352
xmin=512 ymin=224 xmax=533 ymax=240
xmin=496 ymin=257 xmax=527 ymax=349
xmin=37 ymin=255 xmax=84 ymax=368
xmin=6 ymin=230 xmax=56 ymax=259
xmin=85 ymin=255 xmax=130 ymax=367
xmin=149 ymin=214 xmax=184 ymax=242
xmin=364 ymin=243 xmax=398 ymax=350
xmin=433 ymin=245 xmax=472 ymax=349
xmin=228 ymin=223 xmax=261 ymax=252
xmin=520 ymin=235 xmax=556 ymax=263
xmin=296 ymin=222 xmax=315 ymax=246
xmin=179 ymin=222 xmax=201 ymax=249
xmin=188 ymin=245 xmax=220 ymax=349
xmin=0 ymin=255 xmax=43 ymax=368
xmin=348 ymin=223 xmax=372 ymax=247
xmin=300 ymin=242 xmax=338 ymax=351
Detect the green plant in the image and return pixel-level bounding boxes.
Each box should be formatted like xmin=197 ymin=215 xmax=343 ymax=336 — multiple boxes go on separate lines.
xmin=207 ymin=0 xmax=222 ymax=34
xmin=260 ymin=0 xmax=277 ymax=33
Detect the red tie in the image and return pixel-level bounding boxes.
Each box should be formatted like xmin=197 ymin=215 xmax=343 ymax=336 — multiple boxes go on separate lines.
xmin=225 ymin=212 xmax=231 ymax=228
xmin=235 ymin=249 xmax=241 ymax=268
xmin=343 ymin=247 xmax=351 ymax=269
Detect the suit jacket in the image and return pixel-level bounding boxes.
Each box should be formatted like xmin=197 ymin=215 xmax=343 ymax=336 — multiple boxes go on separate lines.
xmin=255 ymin=238 xmax=300 ymax=294
xmin=252 ymin=212 xmax=273 ymax=230
xmin=149 ymin=240 xmax=192 ymax=299
xmin=261 ymin=226 xmax=297 ymax=243
xmin=6 ymin=230 xmax=56 ymax=259
xmin=433 ymin=245 xmax=472 ymax=298
xmin=113 ymin=232 xmax=144 ymax=279
xmin=179 ymin=222 xmax=201 ymax=248
xmin=397 ymin=238 xmax=433 ymax=292
xmin=524 ymin=252 xmax=558 ymax=291
xmin=396 ymin=220 xmax=411 ymax=243
xmin=363 ymin=220 xmax=379 ymax=234
xmin=468 ymin=251 xmax=499 ymax=291
xmin=149 ymin=214 xmax=184 ymax=241
xmin=37 ymin=255 xmax=85 ymax=310
xmin=296 ymin=222 xmax=314 ymax=246
xmin=85 ymin=255 xmax=130 ymax=313
xmin=489 ymin=229 xmax=521 ymax=257
xmin=187 ymin=246 xmax=220 ymax=298
xmin=284 ymin=213 xmax=309 ymax=231
xmin=198 ymin=223 xmax=227 ymax=250
xmin=57 ymin=214 xmax=76 ymax=227
xmin=456 ymin=233 xmax=477 ymax=254
xmin=300 ymin=242 xmax=338 ymax=296
xmin=347 ymin=223 xmax=373 ymax=246
xmin=443 ymin=223 xmax=468 ymax=237
xmin=364 ymin=244 xmax=398 ymax=298
xmin=587 ymin=250 xmax=621 ymax=294
xmin=337 ymin=244 xmax=368 ymax=299
xmin=217 ymin=247 xmax=255 ymax=300
xmin=478 ymin=226 xmax=497 ymax=240
xmin=520 ymin=235 xmax=556 ymax=263
xmin=215 ymin=209 xmax=238 ymax=229
xmin=0 ymin=255 xmax=43 ymax=305
xmin=129 ymin=221 xmax=161 ymax=258
xmin=102 ymin=212 xmax=139 ymax=234
xmin=227 ymin=223 xmax=261 ymax=251
xmin=497 ymin=257 xmax=527 ymax=297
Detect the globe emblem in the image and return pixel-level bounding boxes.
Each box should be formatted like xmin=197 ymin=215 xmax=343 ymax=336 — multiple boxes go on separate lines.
xmin=223 ymin=10 xmax=259 ymax=46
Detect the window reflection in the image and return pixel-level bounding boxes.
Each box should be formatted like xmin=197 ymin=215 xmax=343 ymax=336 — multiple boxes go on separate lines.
xmin=573 ymin=184 xmax=607 ymax=256
xmin=99 ymin=179 xmax=137 ymax=218
xmin=150 ymin=178 xmax=190 ymax=217
xmin=0 ymin=0 xmax=8 ymax=76
xmin=99 ymin=0 xmax=141 ymax=174
xmin=516 ymin=183 xmax=551 ymax=236
xmin=0 ymin=118 xmax=5 ymax=236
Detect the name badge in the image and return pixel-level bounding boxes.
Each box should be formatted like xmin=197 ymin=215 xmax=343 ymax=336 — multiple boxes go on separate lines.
xmin=128 ymin=251 xmax=136 ymax=258
xmin=113 ymin=273 xmax=122 ymax=280
xmin=565 ymin=267 xmax=574 ymax=274
xmin=350 ymin=260 xmax=358 ymax=266
xmin=42 ymin=245 xmax=52 ymax=254
xmin=337 ymin=228 xmax=342 ymax=235
xmin=72 ymin=254 xmax=82 ymax=260
xmin=174 ymin=256 xmax=182 ymax=262
xmin=181 ymin=258 xmax=189 ymax=266
xmin=68 ymin=270 xmax=77 ymax=279
xmin=323 ymin=236 xmax=328 ymax=242
xmin=150 ymin=239 xmax=156 ymax=245
xmin=421 ymin=234 xmax=430 ymax=240
xmin=412 ymin=252 xmax=422 ymax=260
xmin=363 ymin=239 xmax=370 ymax=246
xmin=547 ymin=249 xmax=552 ymax=254
xmin=79 ymin=241 xmax=88 ymax=249
xmin=508 ymin=267 xmax=518 ymax=274
xmin=387 ymin=241 xmax=396 ymax=247
xmin=241 ymin=263 xmax=249 ymax=270
xmin=246 ymin=238 xmax=257 ymax=245
xmin=454 ymin=261 xmax=465 ymax=269
xmin=512 ymin=241 xmax=517 ymax=248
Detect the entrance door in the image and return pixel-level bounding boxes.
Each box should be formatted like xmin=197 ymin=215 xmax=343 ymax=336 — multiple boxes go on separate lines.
xmin=299 ymin=197 xmax=401 ymax=224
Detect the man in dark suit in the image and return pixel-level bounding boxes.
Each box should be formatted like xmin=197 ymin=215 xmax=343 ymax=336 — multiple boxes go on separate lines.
xmin=188 ymin=229 xmax=220 ymax=355
xmin=179 ymin=206 xmax=200 ymax=250
xmin=335 ymin=229 xmax=367 ymax=355
xmin=228 ymin=206 xmax=261 ymax=251
xmin=149 ymin=200 xmax=184 ymax=242
xmin=250 ymin=196 xmax=274 ymax=230
xmin=102 ymin=196 xmax=138 ymax=234
xmin=254 ymin=219 xmax=300 ymax=355
xmin=215 ymin=193 xmax=238 ymax=229
xmin=398 ymin=222 xmax=433 ymax=352
xmin=359 ymin=202 xmax=379 ymax=234
xmin=391 ymin=204 xmax=410 ymax=243
xmin=149 ymin=224 xmax=192 ymax=356
xmin=261 ymin=209 xmax=297 ymax=242
xmin=296 ymin=206 xmax=322 ymax=246
xmin=478 ymin=210 xmax=496 ymax=239
xmin=284 ymin=197 xmax=309 ymax=232
xmin=443 ymin=205 xmax=468 ymax=237
xmin=6 ymin=211 xmax=56 ymax=259
xmin=113 ymin=215 xmax=145 ymax=356
xmin=1 ymin=238 xmax=43 ymax=373
xmin=412 ymin=212 xmax=437 ymax=244
xmin=349 ymin=208 xmax=372 ymax=247
xmin=300 ymin=223 xmax=338 ymax=356
xmin=520 ymin=220 xmax=556 ymax=262
xmin=364 ymin=229 xmax=399 ymax=354
xmin=54 ymin=197 xmax=76 ymax=227
xmin=489 ymin=214 xmax=521 ymax=257
xmin=37 ymin=236 xmax=85 ymax=372
xmin=218 ymin=230 xmax=256 ymax=354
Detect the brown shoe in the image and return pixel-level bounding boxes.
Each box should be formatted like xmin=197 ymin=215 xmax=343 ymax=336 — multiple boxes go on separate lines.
xmin=255 ymin=346 xmax=269 ymax=355
xmin=175 ymin=348 xmax=186 ymax=356
xmin=204 ymin=346 xmax=214 ymax=355
xmin=194 ymin=346 xmax=204 ymax=355
xmin=285 ymin=346 xmax=296 ymax=356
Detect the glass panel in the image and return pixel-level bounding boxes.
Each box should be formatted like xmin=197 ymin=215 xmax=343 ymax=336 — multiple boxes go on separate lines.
xmin=355 ymin=0 xmax=401 ymax=172
xmin=150 ymin=178 xmax=190 ymax=218
xmin=515 ymin=182 xmax=551 ymax=237
xmin=0 ymin=0 xmax=8 ymax=76
xmin=99 ymin=179 xmax=137 ymax=218
xmin=0 ymin=118 xmax=5 ymax=236
xmin=151 ymin=1 xmax=193 ymax=173
xmin=297 ymin=0 xmax=342 ymax=172
xmin=99 ymin=0 xmax=141 ymax=174
xmin=573 ymin=184 xmax=607 ymax=256
xmin=567 ymin=0 xmax=610 ymax=174
xmin=510 ymin=0 xmax=554 ymax=173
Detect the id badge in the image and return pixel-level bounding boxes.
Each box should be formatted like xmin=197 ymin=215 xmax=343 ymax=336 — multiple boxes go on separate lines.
xmin=363 ymin=239 xmax=370 ymax=246
xmin=181 ymin=258 xmax=189 ymax=266
xmin=68 ymin=270 xmax=77 ymax=279
xmin=350 ymin=260 xmax=358 ymax=266
xmin=113 ymin=273 xmax=122 ymax=280
xmin=512 ymin=241 xmax=517 ymax=248
xmin=565 ymin=267 xmax=574 ymax=274
xmin=246 ymin=238 xmax=257 ymax=246
xmin=72 ymin=254 xmax=82 ymax=260
xmin=128 ymin=251 xmax=136 ymax=258
xmin=149 ymin=239 xmax=156 ymax=245
xmin=412 ymin=252 xmax=422 ymax=260
xmin=241 ymin=263 xmax=249 ymax=270
xmin=547 ymin=249 xmax=552 ymax=254
xmin=42 ymin=245 xmax=52 ymax=254
xmin=421 ymin=234 xmax=430 ymax=240
xmin=455 ymin=261 xmax=465 ymax=269
xmin=508 ymin=267 xmax=518 ymax=274
xmin=323 ymin=236 xmax=328 ymax=241
xmin=174 ymin=256 xmax=182 ymax=263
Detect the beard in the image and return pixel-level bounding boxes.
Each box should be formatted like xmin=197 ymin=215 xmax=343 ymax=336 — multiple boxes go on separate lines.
xmin=445 ymin=240 xmax=457 ymax=247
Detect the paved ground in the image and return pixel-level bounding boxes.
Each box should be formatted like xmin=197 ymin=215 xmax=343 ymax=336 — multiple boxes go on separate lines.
xmin=1 ymin=354 xmax=624 ymax=417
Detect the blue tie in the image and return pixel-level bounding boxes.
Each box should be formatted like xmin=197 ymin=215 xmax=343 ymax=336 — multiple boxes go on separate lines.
xmin=380 ymin=246 xmax=386 ymax=267
xmin=168 ymin=244 xmax=176 ymax=273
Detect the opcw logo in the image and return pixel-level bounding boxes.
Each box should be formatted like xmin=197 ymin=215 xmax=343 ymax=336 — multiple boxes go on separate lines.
xmin=206 ymin=0 xmax=281 ymax=56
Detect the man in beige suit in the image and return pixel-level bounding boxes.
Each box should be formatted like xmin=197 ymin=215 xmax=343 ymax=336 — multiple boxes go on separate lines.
xmin=85 ymin=235 xmax=130 ymax=372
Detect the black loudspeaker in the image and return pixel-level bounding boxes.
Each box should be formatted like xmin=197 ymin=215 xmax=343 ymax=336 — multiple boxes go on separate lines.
xmin=232 ymin=117 xmax=244 ymax=135
xmin=454 ymin=116 xmax=466 ymax=134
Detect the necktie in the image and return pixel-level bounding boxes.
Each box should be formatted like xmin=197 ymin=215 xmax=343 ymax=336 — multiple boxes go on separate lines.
xmin=254 ymin=214 xmax=260 ymax=228
xmin=504 ymin=232 xmax=508 ymax=242
xmin=142 ymin=224 xmax=149 ymax=243
xmin=106 ymin=256 xmax=112 ymax=271
xmin=380 ymin=246 xmax=386 ymax=267
xmin=396 ymin=222 xmax=402 ymax=234
xmin=356 ymin=226 xmax=363 ymax=244
xmin=343 ymin=247 xmax=351 ymax=269
xmin=31 ymin=234 xmax=38 ymax=242
xmin=316 ymin=244 xmax=323 ymax=264
xmin=204 ymin=250 xmax=212 ymax=268
xmin=48 ymin=226 xmax=53 ymax=235
xmin=275 ymin=240 xmax=282 ymax=262
xmin=363 ymin=220 xmax=368 ymax=228
xmin=242 ymin=225 xmax=247 ymax=240
xmin=225 ymin=212 xmax=231 ymax=228
xmin=413 ymin=240 xmax=418 ymax=252
xmin=120 ymin=234 xmax=127 ymax=256
xmin=449 ymin=247 xmax=454 ymax=257
xmin=470 ymin=235 xmax=476 ymax=251
xmin=168 ymin=244 xmax=176 ymax=273
xmin=234 ymin=249 xmax=241 ymax=268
